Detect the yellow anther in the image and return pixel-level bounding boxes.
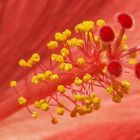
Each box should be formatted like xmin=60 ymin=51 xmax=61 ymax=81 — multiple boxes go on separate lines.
xmin=40 ymin=102 xmax=49 ymax=111
xmin=67 ymin=38 xmax=84 ymax=47
xmin=51 ymin=54 xmax=57 ymax=61
xmin=83 ymin=73 xmax=92 ymax=82
xmin=75 ymin=21 xmax=94 ymax=32
xmin=77 ymin=57 xmax=85 ymax=65
xmin=64 ymin=63 xmax=73 ymax=71
xmin=31 ymin=53 xmax=40 ymax=63
xmin=121 ymin=34 xmax=127 ymax=43
xmin=40 ymin=99 xmax=46 ymax=104
xmin=85 ymin=106 xmax=93 ymax=113
xmin=121 ymin=80 xmax=131 ymax=92
xmin=112 ymin=95 xmax=121 ymax=103
xmin=44 ymin=70 xmax=53 ymax=79
xmin=74 ymin=106 xmax=82 ymax=112
xmin=103 ymin=66 xmax=108 ymax=74
xmin=74 ymin=94 xmax=85 ymax=101
xmin=51 ymin=54 xmax=64 ymax=63
xmin=49 ymin=74 xmax=59 ymax=81
xmin=56 ymin=107 xmax=65 ymax=115
xmin=56 ymin=55 xmax=65 ymax=63
xmin=26 ymin=59 xmax=33 ymax=67
xmin=63 ymin=29 xmax=71 ymax=37
xmin=57 ymin=85 xmax=66 ymax=93
xmin=74 ymin=77 xmax=83 ymax=86
xmin=84 ymin=97 xmax=92 ymax=105
xmin=59 ymin=63 xmax=66 ymax=71
xmin=75 ymin=23 xmax=83 ymax=33
xmin=32 ymin=111 xmax=39 ymax=119
xmin=77 ymin=39 xmax=84 ymax=47
xmin=92 ymin=97 xmax=100 ymax=104
xmin=106 ymin=86 xmax=114 ymax=94
xmin=121 ymin=44 xmax=128 ymax=51
xmin=31 ymin=75 xmax=39 ymax=84
xmin=55 ymin=32 xmax=67 ymax=42
xmin=51 ymin=117 xmax=58 ymax=124
xmin=83 ymin=20 xmax=94 ymax=31
xmin=36 ymin=73 xmax=45 ymax=81
xmin=96 ymin=19 xmax=106 ymax=27
xmin=18 ymin=59 xmax=27 ymax=67
xmin=47 ymin=41 xmax=58 ymax=49
xmin=34 ymin=101 xmax=41 ymax=108
xmin=60 ymin=47 xmax=70 ymax=57
xmin=83 ymin=105 xmax=92 ymax=114
xmin=18 ymin=96 xmax=27 ymax=105
xmin=94 ymin=35 xmax=99 ymax=43
xmin=129 ymin=58 xmax=137 ymax=65
xmin=10 ymin=80 xmax=17 ymax=87
xmin=79 ymin=106 xmax=87 ymax=115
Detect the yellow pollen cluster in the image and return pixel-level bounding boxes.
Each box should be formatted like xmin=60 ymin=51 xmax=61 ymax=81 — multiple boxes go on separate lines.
xmin=34 ymin=99 xmax=49 ymax=111
xmin=57 ymin=85 xmax=66 ymax=93
xmin=67 ymin=37 xmax=84 ymax=47
xmin=96 ymin=19 xmax=106 ymax=27
xmin=51 ymin=54 xmax=64 ymax=63
xmin=106 ymin=86 xmax=114 ymax=94
xmin=77 ymin=57 xmax=85 ymax=65
xmin=121 ymin=80 xmax=131 ymax=93
xmin=59 ymin=63 xmax=73 ymax=71
xmin=60 ymin=48 xmax=70 ymax=57
xmin=56 ymin=107 xmax=65 ymax=115
xmin=54 ymin=29 xmax=71 ymax=42
xmin=47 ymin=41 xmax=58 ymax=50
xmin=32 ymin=111 xmax=39 ymax=119
xmin=75 ymin=21 xmax=94 ymax=32
xmin=18 ymin=53 xmax=40 ymax=68
xmin=105 ymin=80 xmax=131 ymax=103
xmin=120 ymin=34 xmax=129 ymax=51
xmin=49 ymin=73 xmax=59 ymax=81
xmin=55 ymin=32 xmax=67 ymax=42
xmin=72 ymin=94 xmax=100 ymax=116
xmin=44 ymin=70 xmax=53 ymax=79
xmin=10 ymin=80 xmax=17 ymax=87
xmin=129 ymin=58 xmax=137 ymax=65
xmin=83 ymin=73 xmax=92 ymax=82
xmin=74 ymin=77 xmax=83 ymax=86
xmin=18 ymin=96 xmax=27 ymax=105
xmin=62 ymin=29 xmax=72 ymax=37
xmin=31 ymin=70 xmax=59 ymax=84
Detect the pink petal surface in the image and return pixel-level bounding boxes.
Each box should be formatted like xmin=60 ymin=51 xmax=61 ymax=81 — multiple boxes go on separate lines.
xmin=0 ymin=0 xmax=140 ymax=140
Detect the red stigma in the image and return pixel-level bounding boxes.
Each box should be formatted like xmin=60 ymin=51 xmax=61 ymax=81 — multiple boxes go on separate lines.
xmin=117 ymin=13 xmax=133 ymax=29
xmin=100 ymin=26 xmax=115 ymax=42
xmin=107 ymin=61 xmax=122 ymax=77
xmin=135 ymin=63 xmax=140 ymax=79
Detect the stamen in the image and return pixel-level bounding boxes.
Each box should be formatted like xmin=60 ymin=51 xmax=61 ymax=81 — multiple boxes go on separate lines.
xmin=8 ymin=12 xmax=140 ymax=124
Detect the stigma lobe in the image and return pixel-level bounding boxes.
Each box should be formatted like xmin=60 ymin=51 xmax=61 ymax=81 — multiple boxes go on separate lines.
xmin=100 ymin=26 xmax=115 ymax=42
xmin=135 ymin=63 xmax=140 ymax=79
xmin=107 ymin=61 xmax=122 ymax=77
xmin=117 ymin=13 xmax=133 ymax=29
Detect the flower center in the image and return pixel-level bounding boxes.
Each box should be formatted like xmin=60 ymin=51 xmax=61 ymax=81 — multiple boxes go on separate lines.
xmin=8 ymin=13 xmax=140 ymax=124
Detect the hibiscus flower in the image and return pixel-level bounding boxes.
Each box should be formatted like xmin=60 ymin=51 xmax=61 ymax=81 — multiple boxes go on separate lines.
xmin=0 ymin=0 xmax=140 ymax=140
